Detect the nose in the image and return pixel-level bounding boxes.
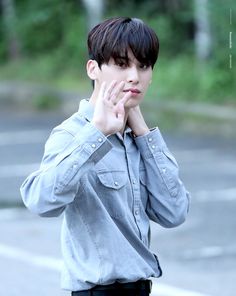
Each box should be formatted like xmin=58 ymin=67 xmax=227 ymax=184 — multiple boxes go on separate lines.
xmin=127 ymin=65 xmax=139 ymax=84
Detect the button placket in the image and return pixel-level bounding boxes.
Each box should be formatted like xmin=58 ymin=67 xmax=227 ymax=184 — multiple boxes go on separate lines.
xmin=162 ymin=168 xmax=167 ymax=174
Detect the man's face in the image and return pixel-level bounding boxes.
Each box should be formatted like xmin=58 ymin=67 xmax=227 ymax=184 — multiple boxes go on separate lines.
xmin=95 ymin=50 xmax=153 ymax=109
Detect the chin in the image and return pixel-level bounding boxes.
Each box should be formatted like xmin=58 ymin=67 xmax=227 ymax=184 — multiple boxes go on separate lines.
xmin=125 ymin=97 xmax=142 ymax=109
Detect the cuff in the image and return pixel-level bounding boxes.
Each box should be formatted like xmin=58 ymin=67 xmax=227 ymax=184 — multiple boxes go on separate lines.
xmin=134 ymin=128 xmax=167 ymax=159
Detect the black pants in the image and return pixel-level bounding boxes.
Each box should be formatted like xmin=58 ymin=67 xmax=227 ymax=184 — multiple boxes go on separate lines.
xmin=71 ymin=280 xmax=152 ymax=296
xmin=72 ymin=290 xmax=149 ymax=296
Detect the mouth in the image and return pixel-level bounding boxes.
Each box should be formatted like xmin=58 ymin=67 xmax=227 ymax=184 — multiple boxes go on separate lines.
xmin=123 ymin=88 xmax=141 ymax=94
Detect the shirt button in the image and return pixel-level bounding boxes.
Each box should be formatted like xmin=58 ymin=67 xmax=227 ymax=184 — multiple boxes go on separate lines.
xmin=151 ymin=145 xmax=156 ymax=149
xmin=162 ymin=168 xmax=167 ymax=173
xmin=98 ymin=138 xmax=103 ymax=143
xmin=91 ymin=144 xmax=96 ymax=148
xmin=114 ymin=181 xmax=119 ymax=186
xmin=135 ymin=210 xmax=139 ymax=215
xmin=132 ymin=180 xmax=136 ymax=184
xmin=148 ymin=137 xmax=153 ymax=142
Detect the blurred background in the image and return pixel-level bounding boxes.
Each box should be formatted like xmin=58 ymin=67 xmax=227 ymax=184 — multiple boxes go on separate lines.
xmin=0 ymin=0 xmax=235 ymax=296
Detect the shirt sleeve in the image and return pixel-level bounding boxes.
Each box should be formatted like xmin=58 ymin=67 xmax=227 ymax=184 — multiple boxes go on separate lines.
xmin=134 ymin=128 xmax=190 ymax=228
xmin=20 ymin=121 xmax=112 ymax=217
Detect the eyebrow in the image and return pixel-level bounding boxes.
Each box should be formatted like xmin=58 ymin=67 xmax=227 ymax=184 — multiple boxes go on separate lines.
xmin=114 ymin=55 xmax=128 ymax=60
xmin=112 ymin=55 xmax=129 ymax=63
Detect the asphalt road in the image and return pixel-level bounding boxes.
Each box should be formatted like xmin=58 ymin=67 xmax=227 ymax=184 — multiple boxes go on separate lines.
xmin=0 ymin=108 xmax=236 ymax=296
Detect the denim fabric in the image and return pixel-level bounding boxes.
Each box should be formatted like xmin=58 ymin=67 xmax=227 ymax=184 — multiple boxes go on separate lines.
xmin=21 ymin=99 xmax=190 ymax=291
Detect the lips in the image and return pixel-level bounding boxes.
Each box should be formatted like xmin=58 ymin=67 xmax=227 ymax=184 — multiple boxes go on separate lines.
xmin=123 ymin=88 xmax=141 ymax=94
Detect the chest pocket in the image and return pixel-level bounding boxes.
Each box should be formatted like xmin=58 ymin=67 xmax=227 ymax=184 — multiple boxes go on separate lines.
xmin=96 ymin=170 xmax=128 ymax=218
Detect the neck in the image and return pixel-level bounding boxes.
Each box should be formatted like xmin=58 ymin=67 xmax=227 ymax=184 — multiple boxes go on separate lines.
xmin=89 ymin=89 xmax=99 ymax=106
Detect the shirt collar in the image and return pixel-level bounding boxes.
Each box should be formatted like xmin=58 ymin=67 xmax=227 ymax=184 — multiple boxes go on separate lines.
xmin=78 ymin=99 xmax=94 ymax=122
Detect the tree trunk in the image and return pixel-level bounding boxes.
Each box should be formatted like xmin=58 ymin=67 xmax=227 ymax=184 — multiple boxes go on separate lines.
xmin=194 ymin=0 xmax=212 ymax=61
xmin=1 ymin=0 xmax=21 ymax=60
xmin=81 ymin=0 xmax=104 ymax=31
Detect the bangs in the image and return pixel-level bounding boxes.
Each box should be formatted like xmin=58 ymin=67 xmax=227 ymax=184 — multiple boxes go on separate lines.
xmin=88 ymin=17 xmax=159 ymax=68
xmin=110 ymin=19 xmax=158 ymax=67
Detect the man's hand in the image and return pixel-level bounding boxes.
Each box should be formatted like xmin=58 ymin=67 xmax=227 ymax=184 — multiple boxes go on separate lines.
xmin=91 ymin=80 xmax=132 ymax=135
xmin=127 ymin=105 xmax=150 ymax=137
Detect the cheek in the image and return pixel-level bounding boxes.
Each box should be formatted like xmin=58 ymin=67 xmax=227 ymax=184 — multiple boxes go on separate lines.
xmin=99 ymin=66 xmax=123 ymax=83
xmin=144 ymin=72 xmax=152 ymax=86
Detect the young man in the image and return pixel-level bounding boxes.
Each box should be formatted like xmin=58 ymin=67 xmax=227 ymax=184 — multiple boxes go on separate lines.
xmin=21 ymin=17 xmax=190 ymax=296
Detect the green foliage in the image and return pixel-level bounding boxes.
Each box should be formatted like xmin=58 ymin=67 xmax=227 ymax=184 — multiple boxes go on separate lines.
xmin=147 ymin=55 xmax=235 ymax=104
xmin=16 ymin=0 xmax=64 ymax=54
xmin=0 ymin=18 xmax=7 ymax=61
xmin=0 ymin=0 xmax=235 ymax=106
xmin=32 ymin=93 xmax=61 ymax=110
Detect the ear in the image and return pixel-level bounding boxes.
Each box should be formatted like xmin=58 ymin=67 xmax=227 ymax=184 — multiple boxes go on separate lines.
xmin=86 ymin=59 xmax=100 ymax=80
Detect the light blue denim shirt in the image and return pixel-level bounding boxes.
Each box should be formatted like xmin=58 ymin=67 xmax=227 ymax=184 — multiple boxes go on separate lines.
xmin=21 ymin=99 xmax=190 ymax=291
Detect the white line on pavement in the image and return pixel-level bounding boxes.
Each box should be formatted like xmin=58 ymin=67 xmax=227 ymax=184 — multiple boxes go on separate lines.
xmin=194 ymin=187 xmax=236 ymax=202
xmin=152 ymin=282 xmax=211 ymax=296
xmin=0 ymin=163 xmax=40 ymax=178
xmin=174 ymin=149 xmax=218 ymax=159
xmin=0 ymin=130 xmax=49 ymax=146
xmin=0 ymin=242 xmax=211 ymax=296
xmin=181 ymin=244 xmax=236 ymax=260
xmin=0 ymin=207 xmax=35 ymax=221
xmin=0 ymin=243 xmax=62 ymax=271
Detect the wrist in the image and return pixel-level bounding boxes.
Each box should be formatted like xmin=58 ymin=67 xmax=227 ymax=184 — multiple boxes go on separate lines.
xmin=91 ymin=119 xmax=109 ymax=136
xmin=132 ymin=127 xmax=150 ymax=137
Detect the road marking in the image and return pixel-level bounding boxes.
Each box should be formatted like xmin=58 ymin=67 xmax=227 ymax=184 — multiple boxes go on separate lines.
xmin=152 ymin=282 xmax=211 ymax=296
xmin=194 ymin=187 xmax=236 ymax=202
xmin=0 ymin=208 xmax=26 ymax=220
xmin=181 ymin=245 xmax=236 ymax=260
xmin=0 ymin=207 xmax=36 ymax=221
xmin=0 ymin=130 xmax=49 ymax=146
xmin=0 ymin=242 xmax=211 ymax=296
xmin=0 ymin=243 xmax=62 ymax=271
xmin=0 ymin=163 xmax=40 ymax=178
xmin=174 ymin=149 xmax=218 ymax=159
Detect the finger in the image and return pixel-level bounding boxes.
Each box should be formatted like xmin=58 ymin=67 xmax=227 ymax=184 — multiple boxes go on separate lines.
xmin=115 ymin=91 xmax=132 ymax=117
xmin=118 ymin=90 xmax=132 ymax=106
xmin=109 ymin=81 xmax=125 ymax=104
xmin=105 ymin=80 xmax=118 ymax=99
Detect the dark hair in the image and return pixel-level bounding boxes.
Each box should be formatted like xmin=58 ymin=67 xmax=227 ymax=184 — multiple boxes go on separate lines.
xmin=87 ymin=17 xmax=159 ymax=69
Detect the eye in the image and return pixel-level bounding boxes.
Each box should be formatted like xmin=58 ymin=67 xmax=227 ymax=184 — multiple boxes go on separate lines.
xmin=139 ymin=63 xmax=150 ymax=70
xmin=116 ymin=61 xmax=128 ymax=69
xmin=114 ymin=58 xmax=129 ymax=69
